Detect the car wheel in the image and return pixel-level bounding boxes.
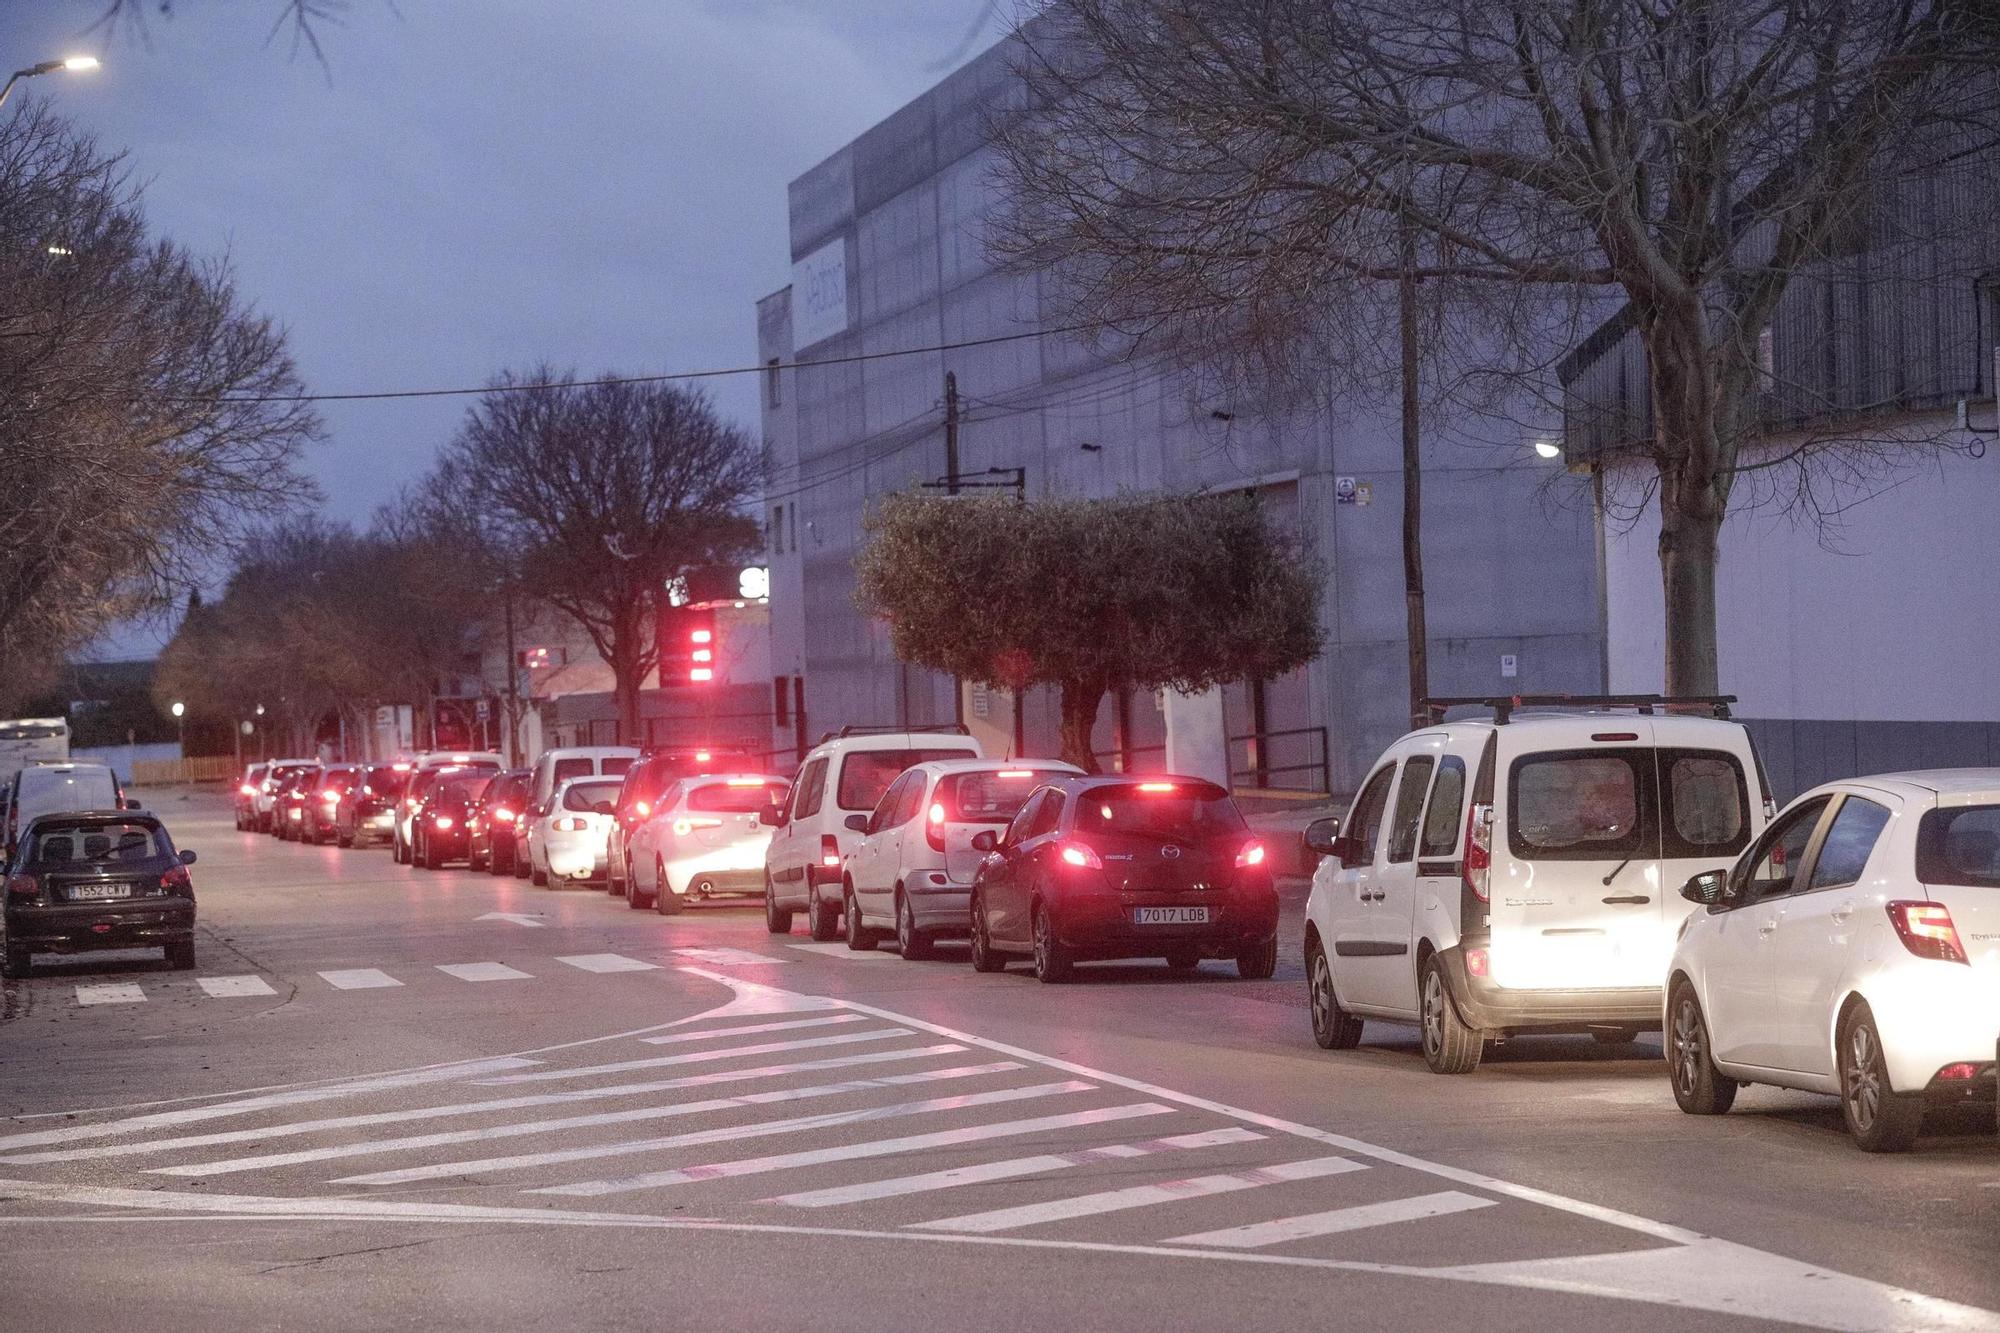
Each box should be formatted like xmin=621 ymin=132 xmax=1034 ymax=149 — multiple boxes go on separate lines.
xmin=1306 ymin=937 xmax=1363 ymax=1050
xmin=512 ymin=847 xmax=529 ymax=879
xmin=628 ymin=861 xmax=655 ymax=910
xmin=649 ymin=859 xmax=679 ymax=913
xmin=764 ymin=875 xmax=794 ymax=935
xmin=844 ymin=888 xmax=877 ymax=951
xmin=1840 ymin=1004 xmax=1924 ymax=1152
xmin=531 ymin=863 xmax=548 ymax=887
xmin=808 ymin=893 xmax=841 ymax=942
xmin=167 ymin=938 xmax=195 ymax=970
xmin=1666 ymin=982 xmax=1737 ymax=1115
xmin=1419 ymin=955 xmax=1482 ymax=1075
xmin=1032 ymin=902 xmax=1072 ymax=984
xmin=2 ymin=944 xmax=29 ymax=979
xmin=1165 ymin=948 xmax=1200 ymax=973
xmin=337 ymin=831 xmax=353 ymax=848
xmin=1236 ymin=935 xmax=1278 ymax=981
xmin=969 ymin=893 xmax=1006 ymax=973
xmin=896 ymin=892 xmax=933 ymax=961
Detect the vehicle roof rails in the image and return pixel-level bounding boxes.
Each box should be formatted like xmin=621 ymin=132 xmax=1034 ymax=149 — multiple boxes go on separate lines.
xmin=817 ymin=724 xmax=975 ymax=744
xmin=1420 ymin=694 xmax=1737 ymax=726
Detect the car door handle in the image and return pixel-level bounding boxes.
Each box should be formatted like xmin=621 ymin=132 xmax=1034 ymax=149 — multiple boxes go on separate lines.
xmin=1600 ymin=894 xmax=1651 ymax=905
xmin=1757 ymin=917 xmax=1780 ymax=935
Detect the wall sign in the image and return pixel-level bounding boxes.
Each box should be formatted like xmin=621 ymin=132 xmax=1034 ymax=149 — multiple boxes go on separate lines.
xmin=792 ymin=238 xmax=849 ymax=349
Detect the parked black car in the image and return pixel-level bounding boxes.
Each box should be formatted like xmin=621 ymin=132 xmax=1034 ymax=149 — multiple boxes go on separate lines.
xmin=469 ymin=768 xmax=531 ymax=874
xmin=411 ymin=771 xmax=494 ymax=869
xmin=335 ymin=763 xmax=410 ymax=848
xmin=2 ymin=810 xmax=197 ymax=977
xmin=302 ymin=764 xmax=363 ymax=845
xmin=272 ymin=766 xmax=321 ymax=841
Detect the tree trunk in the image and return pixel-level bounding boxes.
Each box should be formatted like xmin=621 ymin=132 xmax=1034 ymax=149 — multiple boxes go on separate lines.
xmin=1057 ymin=680 xmax=1104 ymax=772
xmin=1656 ymin=504 xmax=1722 ymax=697
xmin=611 ymin=652 xmax=643 ymax=748
xmin=1398 ymin=222 xmax=1429 ymax=727
xmin=1644 ymin=310 xmax=1729 ymax=699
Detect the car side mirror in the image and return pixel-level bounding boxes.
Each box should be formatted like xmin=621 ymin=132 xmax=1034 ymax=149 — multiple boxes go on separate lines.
xmin=844 ymin=814 xmax=870 ymax=834
xmin=1680 ymin=869 xmax=1727 ymax=906
xmin=1302 ymin=816 xmax=1342 ymax=859
xmin=178 ymin=849 xmax=197 ymax=865
xmin=760 ymin=804 xmax=786 ymax=827
xmin=971 ymin=829 xmax=998 ymax=853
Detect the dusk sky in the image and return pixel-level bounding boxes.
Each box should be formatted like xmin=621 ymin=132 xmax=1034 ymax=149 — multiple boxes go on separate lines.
xmin=2 ymin=1 xmax=996 ymax=550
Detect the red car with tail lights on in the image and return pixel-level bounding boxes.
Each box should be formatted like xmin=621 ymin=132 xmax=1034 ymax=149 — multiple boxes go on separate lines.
xmin=966 ymin=775 xmax=1278 ymax=983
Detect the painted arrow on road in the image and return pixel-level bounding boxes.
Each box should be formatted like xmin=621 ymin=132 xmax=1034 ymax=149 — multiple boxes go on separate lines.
xmin=475 ymin=913 xmax=546 ymax=928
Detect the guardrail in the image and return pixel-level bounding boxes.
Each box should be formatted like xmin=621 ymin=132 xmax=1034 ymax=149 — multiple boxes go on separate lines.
xmin=1230 ymin=725 xmax=1330 ymax=796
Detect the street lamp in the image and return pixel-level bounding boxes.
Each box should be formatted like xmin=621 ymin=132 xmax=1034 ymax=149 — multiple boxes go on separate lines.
xmin=0 ymin=55 xmax=100 ymax=111
xmin=1532 ymin=439 xmax=1563 ymax=460
xmin=170 ymin=701 xmax=186 ymax=754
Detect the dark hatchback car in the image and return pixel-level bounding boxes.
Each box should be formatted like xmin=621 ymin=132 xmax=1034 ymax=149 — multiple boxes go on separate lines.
xmin=334 ymin=763 xmax=411 ymax=848
xmin=2 ymin=811 xmax=197 ymax=977
xmin=412 ymin=772 xmax=494 ymax=869
xmin=470 ymin=769 xmax=531 ymax=874
xmin=302 ymin=764 xmax=363 ymax=845
xmin=967 ymin=776 xmax=1278 ymax=983
xmin=272 ymin=766 xmax=321 ymax=841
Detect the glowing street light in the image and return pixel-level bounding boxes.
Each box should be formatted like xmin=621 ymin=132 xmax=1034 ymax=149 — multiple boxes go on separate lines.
xmin=170 ymin=700 xmax=186 ymax=753
xmin=0 ymin=55 xmax=101 ymax=111
xmin=1533 ymin=439 xmax=1563 ymax=460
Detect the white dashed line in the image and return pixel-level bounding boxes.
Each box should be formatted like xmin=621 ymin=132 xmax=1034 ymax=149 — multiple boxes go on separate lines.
xmin=197 ymin=976 xmax=276 ymax=999
xmin=75 ymin=984 xmax=146 ymax=1006
xmin=435 ymin=962 xmax=532 ymax=983
xmin=317 ymin=969 xmax=402 ymax=990
xmin=555 ymin=954 xmax=658 ymax=974
xmin=1169 ymin=1189 xmax=1497 ymax=1249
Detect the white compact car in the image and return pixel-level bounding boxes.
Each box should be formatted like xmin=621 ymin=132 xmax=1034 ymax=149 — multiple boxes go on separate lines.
xmin=253 ymin=758 xmax=318 ymax=832
xmin=840 ymin=759 xmax=1082 ymax=958
xmin=623 ymin=774 xmax=790 ymax=913
xmin=764 ymin=727 xmax=983 ymax=941
xmin=1667 ymin=770 xmax=2000 ymax=1151
xmin=1303 ymin=696 xmax=1769 ymax=1074
xmin=530 ymin=775 xmax=622 ymax=887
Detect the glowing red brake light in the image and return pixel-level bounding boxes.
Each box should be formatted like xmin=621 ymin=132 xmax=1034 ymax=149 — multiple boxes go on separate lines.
xmin=6 ymin=873 xmax=40 ymax=899
xmin=1937 ymin=1062 xmax=1979 ymax=1081
xmin=696 ymin=751 xmax=712 ymax=763
xmin=1235 ymin=841 xmax=1266 ymax=868
xmin=433 ymin=815 xmax=454 ymax=830
xmin=1059 ymin=842 xmax=1103 ymax=870
xmin=160 ymin=865 xmax=192 ymax=896
xmin=820 ymin=834 xmax=842 ymax=868
xmin=1886 ymin=901 xmax=1968 ymax=964
xmin=725 ymin=778 xmax=763 ymax=787
xmin=998 ymin=770 xmax=1034 ymax=779
xmin=1138 ymin=782 xmax=1176 ymax=793
xmin=634 ymin=800 xmax=651 ymax=817
xmin=239 ymin=784 xmax=256 ymax=796
xmin=1463 ymin=802 xmax=1492 ymax=903
xmin=493 ymin=808 xmax=514 ymax=823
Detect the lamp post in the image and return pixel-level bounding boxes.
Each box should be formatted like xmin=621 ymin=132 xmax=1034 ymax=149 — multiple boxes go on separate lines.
xmin=170 ymin=701 xmax=186 ymax=756
xmin=0 ymin=56 xmax=99 ymax=111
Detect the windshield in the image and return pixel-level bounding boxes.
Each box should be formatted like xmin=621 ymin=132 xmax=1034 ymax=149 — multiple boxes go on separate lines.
xmin=561 ymin=781 xmax=621 ymax=812
xmin=836 ymin=748 xmax=979 ymax=811
xmin=687 ymin=780 xmax=788 ymax=814
xmin=1916 ymin=805 xmax=2000 ymax=888
xmin=438 ymin=776 xmax=492 ymax=805
xmin=1507 ymin=747 xmax=1751 ymax=860
xmin=29 ymin=821 xmax=170 ymax=865
xmin=364 ymin=767 xmax=408 ymax=797
xmin=940 ymin=770 xmax=1070 ymax=824
xmin=1076 ymin=784 xmax=1246 ymax=839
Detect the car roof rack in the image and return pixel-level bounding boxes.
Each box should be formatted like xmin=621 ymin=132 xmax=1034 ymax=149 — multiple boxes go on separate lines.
xmin=1420 ymin=694 xmax=1737 ymax=726
xmin=817 ymin=723 xmax=974 ymax=744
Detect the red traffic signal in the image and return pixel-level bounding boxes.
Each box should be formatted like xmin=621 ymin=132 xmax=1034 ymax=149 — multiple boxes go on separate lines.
xmin=658 ymin=606 xmax=717 ymax=686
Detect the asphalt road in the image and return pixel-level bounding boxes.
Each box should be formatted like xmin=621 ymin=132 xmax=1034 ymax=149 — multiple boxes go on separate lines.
xmin=2 ymin=787 xmax=1996 ymax=1333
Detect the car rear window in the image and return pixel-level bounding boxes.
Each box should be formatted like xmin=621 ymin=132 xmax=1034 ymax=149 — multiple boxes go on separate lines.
xmin=1509 ymin=747 xmax=1751 ymax=860
xmin=439 ymin=777 xmax=492 ymax=804
xmin=1662 ymin=751 xmax=1748 ymax=854
xmin=836 ymin=749 xmax=979 ymax=811
xmin=552 ymin=758 xmax=595 ymax=785
xmin=1916 ymin=805 xmax=2000 ymax=888
xmin=687 ymin=780 xmax=788 ymax=814
xmin=365 ymin=767 xmax=408 ymax=796
xmin=601 ymin=756 xmax=635 ymax=777
xmin=939 ymin=770 xmax=1069 ymax=824
xmin=1077 ymin=784 xmax=1247 ymax=838
xmin=561 ymin=781 xmax=621 ymax=812
xmin=29 ymin=821 xmax=169 ymax=864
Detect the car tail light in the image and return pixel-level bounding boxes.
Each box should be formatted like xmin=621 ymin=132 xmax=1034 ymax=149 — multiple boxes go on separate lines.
xmin=1138 ymin=782 xmax=1176 ymax=794
xmin=1465 ymin=946 xmax=1489 ymax=978
xmin=696 ymin=751 xmax=712 ymax=763
xmin=160 ymin=865 xmax=192 ymax=896
xmin=239 ymin=784 xmax=256 ymax=797
xmin=433 ymin=815 xmax=455 ymax=830
xmin=672 ymin=817 xmax=724 ymax=837
xmin=998 ymin=770 xmax=1034 ymax=779
xmin=6 ymin=873 xmax=40 ymax=899
xmin=493 ymin=808 xmax=514 ymax=823
xmin=553 ymin=816 xmax=588 ymax=832
xmin=1463 ymin=802 xmax=1492 ymax=903
xmin=405 ymin=797 xmax=419 ymax=810
xmin=322 ymin=790 xmax=341 ymax=803
xmin=1235 ymin=841 xmax=1266 ymax=868
xmin=726 ymin=778 xmax=764 ymax=787
xmin=926 ymin=801 xmax=948 ymax=853
xmin=1886 ymin=901 xmax=1968 ymax=964
xmin=1059 ymin=842 xmax=1103 ymax=870
xmin=820 ymin=834 xmax=842 ymax=868
xmin=1937 ymin=1062 xmax=1979 ymax=1081
xmin=287 ymin=807 xmax=302 ymax=821
xmin=634 ymin=800 xmax=651 ymax=817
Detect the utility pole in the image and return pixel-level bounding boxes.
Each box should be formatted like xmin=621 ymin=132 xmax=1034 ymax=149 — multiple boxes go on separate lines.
xmin=1399 ymin=214 xmax=1430 ymax=729
xmin=503 ymin=588 xmax=521 ymax=766
xmin=943 ymin=371 xmax=960 ymax=495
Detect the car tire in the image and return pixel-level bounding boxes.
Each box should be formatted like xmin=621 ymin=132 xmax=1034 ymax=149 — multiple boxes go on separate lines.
xmin=1236 ymin=935 xmax=1278 ymax=981
xmin=969 ymin=893 xmax=1006 ymax=973
xmin=512 ymin=848 xmax=529 ymax=879
xmin=896 ymin=892 xmax=932 ymax=961
xmin=1032 ymin=902 xmax=1072 ymax=984
xmin=1419 ymin=955 xmax=1482 ymax=1075
xmin=628 ymin=865 xmax=655 ymax=911
xmin=167 ymin=938 xmax=195 ymax=970
xmin=2 ymin=944 xmax=29 ymax=979
xmin=844 ymin=888 xmax=877 ymax=951
xmin=1840 ymin=1003 xmax=1924 ymax=1152
xmin=1666 ymin=982 xmax=1738 ymax=1115
xmin=337 ymin=831 xmax=353 ymax=848
xmin=1165 ymin=948 xmax=1200 ymax=973
xmin=764 ymin=875 xmax=793 ymax=935
xmin=651 ymin=859 xmax=681 ymax=913
xmin=531 ymin=863 xmax=548 ymax=887
xmin=1306 ymin=937 xmax=1363 ymax=1050
xmin=808 ymin=893 xmax=841 ymax=942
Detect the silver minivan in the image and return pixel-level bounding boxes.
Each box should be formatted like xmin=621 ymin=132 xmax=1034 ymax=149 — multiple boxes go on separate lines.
xmin=7 ymin=762 xmax=127 ymax=854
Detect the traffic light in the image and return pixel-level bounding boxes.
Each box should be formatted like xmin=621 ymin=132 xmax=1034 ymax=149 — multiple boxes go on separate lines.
xmin=658 ymin=605 xmax=717 ymax=686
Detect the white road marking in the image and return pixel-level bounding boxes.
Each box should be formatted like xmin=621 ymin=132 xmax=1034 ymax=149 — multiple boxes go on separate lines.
xmin=1169 ymin=1189 xmax=1496 ymax=1249
xmin=436 ymin=962 xmax=532 ymax=982
xmin=474 ymin=912 xmax=545 ymax=928
xmin=534 ymin=1102 xmax=1175 ymax=1197
xmin=157 ymin=1063 xmax=1023 ymax=1178
xmin=555 ymin=954 xmax=658 ymax=974
xmin=909 ymin=1155 xmax=1365 ymax=1234
xmin=784 ymin=942 xmax=896 ymax=961
xmin=74 ymin=984 xmax=146 ymax=1006
xmin=640 ymin=1015 xmax=863 ymax=1045
xmin=672 ymin=947 xmax=785 ymax=966
xmin=475 ymin=1029 xmax=917 ymax=1084
xmin=0 ymin=1045 xmax=973 ymax=1167
xmin=345 ymin=1080 xmax=1098 ymax=1188
xmin=196 ymin=976 xmax=276 ymax=999
xmin=766 ymin=1126 xmax=1266 ymax=1208
xmin=317 ymin=968 xmax=402 ymax=990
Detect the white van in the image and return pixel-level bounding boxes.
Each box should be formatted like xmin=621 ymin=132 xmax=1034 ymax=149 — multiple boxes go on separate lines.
xmin=1303 ymin=696 xmax=1770 ymax=1074
xmin=764 ymin=728 xmax=982 ymax=941
xmin=523 ymin=747 xmax=639 ymax=883
xmin=7 ymin=762 xmax=126 ymax=853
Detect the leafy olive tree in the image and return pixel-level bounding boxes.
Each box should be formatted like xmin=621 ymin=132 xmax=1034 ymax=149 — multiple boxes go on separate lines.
xmin=855 ymin=491 xmax=1324 ymax=771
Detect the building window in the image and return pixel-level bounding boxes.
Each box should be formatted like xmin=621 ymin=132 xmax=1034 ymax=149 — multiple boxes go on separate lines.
xmin=766 ymin=357 xmax=782 ymax=409
xmin=773 ymin=677 xmax=791 ymax=729
xmin=771 ymin=504 xmax=784 ymax=555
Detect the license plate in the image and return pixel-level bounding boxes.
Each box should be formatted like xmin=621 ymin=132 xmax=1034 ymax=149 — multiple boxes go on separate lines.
xmin=1133 ymin=906 xmax=1209 ymax=925
xmin=69 ymin=883 xmax=131 ymax=901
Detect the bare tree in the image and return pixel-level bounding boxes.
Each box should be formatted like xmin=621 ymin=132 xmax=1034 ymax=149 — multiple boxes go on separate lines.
xmin=993 ymin=0 xmax=2000 ymax=695
xmin=434 ymin=371 xmax=760 ymax=745
xmin=0 ymin=102 xmax=319 ymax=703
